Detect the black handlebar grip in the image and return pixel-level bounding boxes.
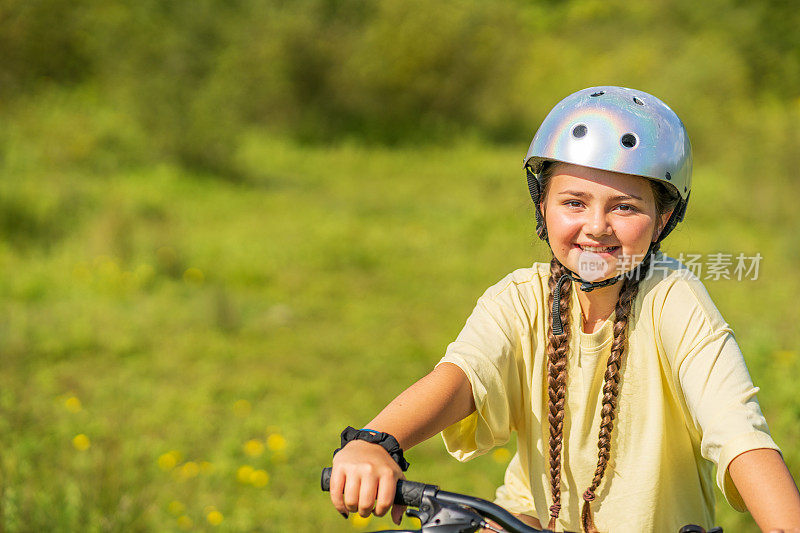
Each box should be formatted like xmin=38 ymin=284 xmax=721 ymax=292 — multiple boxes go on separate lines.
xmin=394 ymin=479 xmax=428 ymax=507
xmin=321 ymin=467 xmax=333 ymax=492
xmin=320 ymin=468 xmax=433 ymax=508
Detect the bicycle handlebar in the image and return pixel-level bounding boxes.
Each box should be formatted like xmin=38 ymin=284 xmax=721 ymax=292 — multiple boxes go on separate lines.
xmin=321 ymin=467 xmax=550 ymax=532
xmin=321 ymin=467 xmax=433 ymax=508
xmin=321 ymin=468 xmax=722 ymax=533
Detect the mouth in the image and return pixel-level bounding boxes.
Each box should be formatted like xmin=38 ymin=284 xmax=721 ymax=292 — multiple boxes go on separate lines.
xmin=573 ymin=244 xmax=620 ymax=255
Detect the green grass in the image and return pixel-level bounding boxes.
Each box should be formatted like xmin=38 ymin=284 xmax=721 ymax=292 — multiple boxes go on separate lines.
xmin=2 ymin=126 xmax=799 ymax=532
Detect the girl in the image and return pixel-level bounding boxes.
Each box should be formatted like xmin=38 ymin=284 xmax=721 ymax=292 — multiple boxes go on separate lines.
xmin=328 ymin=87 xmax=800 ymax=532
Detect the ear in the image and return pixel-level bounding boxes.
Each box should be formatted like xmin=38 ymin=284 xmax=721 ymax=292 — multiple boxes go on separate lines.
xmin=653 ymin=210 xmax=673 ymax=241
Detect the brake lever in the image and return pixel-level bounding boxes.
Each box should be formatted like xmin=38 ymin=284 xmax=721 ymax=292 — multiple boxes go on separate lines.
xmin=406 ymin=492 xmax=484 ymax=533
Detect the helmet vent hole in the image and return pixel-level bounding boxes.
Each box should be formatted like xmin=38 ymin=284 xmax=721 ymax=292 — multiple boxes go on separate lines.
xmin=665 ymin=172 xmax=672 ymax=180
xmin=633 ymin=96 xmax=645 ymax=106
xmin=572 ymin=124 xmax=588 ymax=138
xmin=621 ymin=133 xmax=638 ymax=148
xmin=590 ymin=91 xmax=605 ymax=97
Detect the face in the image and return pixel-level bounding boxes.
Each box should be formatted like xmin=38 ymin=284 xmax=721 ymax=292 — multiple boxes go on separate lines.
xmin=541 ymin=163 xmax=671 ymax=281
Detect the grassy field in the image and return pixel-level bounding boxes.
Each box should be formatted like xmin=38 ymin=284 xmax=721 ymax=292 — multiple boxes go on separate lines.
xmin=2 ymin=123 xmax=799 ymax=532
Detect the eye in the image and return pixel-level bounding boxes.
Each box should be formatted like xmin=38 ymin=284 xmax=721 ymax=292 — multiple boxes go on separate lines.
xmin=615 ymin=203 xmax=638 ymax=213
xmin=563 ymin=200 xmax=584 ymax=208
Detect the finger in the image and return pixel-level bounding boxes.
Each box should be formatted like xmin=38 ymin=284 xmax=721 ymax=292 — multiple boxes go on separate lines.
xmin=374 ymin=473 xmax=397 ymax=517
xmin=391 ymin=504 xmax=407 ymax=526
xmin=357 ymin=475 xmax=379 ymax=517
xmin=391 ymin=472 xmax=406 ymax=525
xmin=329 ymin=469 xmax=347 ymax=516
xmin=343 ymin=474 xmax=361 ymax=513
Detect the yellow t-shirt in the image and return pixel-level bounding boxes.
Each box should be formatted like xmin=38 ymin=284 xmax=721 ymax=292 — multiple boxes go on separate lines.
xmin=437 ymin=253 xmax=778 ymax=532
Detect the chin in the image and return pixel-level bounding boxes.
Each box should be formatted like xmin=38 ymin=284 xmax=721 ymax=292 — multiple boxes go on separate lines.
xmin=567 ymin=253 xmax=617 ymax=282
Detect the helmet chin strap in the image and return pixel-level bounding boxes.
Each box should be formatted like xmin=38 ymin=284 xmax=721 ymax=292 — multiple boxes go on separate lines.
xmin=551 ymin=245 xmax=656 ymax=335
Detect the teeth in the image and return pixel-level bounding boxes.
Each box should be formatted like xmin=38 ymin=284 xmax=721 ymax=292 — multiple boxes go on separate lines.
xmin=581 ymin=245 xmax=616 ymax=253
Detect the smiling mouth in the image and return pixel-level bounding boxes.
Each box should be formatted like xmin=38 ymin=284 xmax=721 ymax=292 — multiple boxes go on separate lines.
xmin=575 ymin=244 xmax=620 ymax=253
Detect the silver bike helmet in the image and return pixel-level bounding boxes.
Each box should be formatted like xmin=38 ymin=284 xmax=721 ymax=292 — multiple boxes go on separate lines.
xmin=524 ymin=86 xmax=692 ymax=243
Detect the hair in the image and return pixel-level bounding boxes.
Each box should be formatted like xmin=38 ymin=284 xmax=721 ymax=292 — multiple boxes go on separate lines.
xmin=538 ymin=162 xmax=679 ymax=532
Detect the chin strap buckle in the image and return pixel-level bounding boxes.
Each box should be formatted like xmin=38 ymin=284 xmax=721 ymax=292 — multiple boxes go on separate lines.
xmin=550 ymin=245 xmax=657 ymax=334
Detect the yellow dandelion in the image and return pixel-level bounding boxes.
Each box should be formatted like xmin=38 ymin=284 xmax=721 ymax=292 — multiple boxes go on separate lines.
xmin=177 ymin=515 xmax=193 ymax=530
xmin=64 ymin=396 xmax=82 ymax=413
xmin=206 ymin=510 xmax=223 ymax=525
xmin=250 ymin=469 xmax=270 ymax=488
xmin=72 ymin=434 xmax=91 ymax=451
xmin=183 ymin=267 xmax=204 ymax=284
xmin=243 ymin=439 xmax=264 ymax=457
xmin=233 ymin=399 xmax=251 ymax=417
xmin=351 ymin=513 xmax=372 ymax=529
xmin=266 ymin=434 xmax=287 ymax=452
xmin=158 ymin=451 xmax=181 ymax=471
xmin=492 ymin=448 xmax=512 ymax=463
xmin=179 ymin=461 xmax=200 ymax=479
xmin=237 ymin=465 xmax=255 ymax=484
xmin=168 ymin=500 xmax=185 ymax=516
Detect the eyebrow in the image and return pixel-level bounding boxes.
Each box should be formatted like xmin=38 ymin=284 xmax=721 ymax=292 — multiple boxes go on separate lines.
xmin=557 ymin=190 xmax=644 ymax=202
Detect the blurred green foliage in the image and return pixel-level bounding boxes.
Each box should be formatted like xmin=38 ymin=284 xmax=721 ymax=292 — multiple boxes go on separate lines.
xmin=1 ymin=1 xmax=800 ymax=531
xmin=2 ymin=0 xmax=799 ymax=175
xmin=4 ymin=132 xmax=800 ymax=531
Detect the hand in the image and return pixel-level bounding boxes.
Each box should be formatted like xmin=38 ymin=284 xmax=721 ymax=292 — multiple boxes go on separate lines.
xmin=329 ymin=439 xmax=406 ymax=525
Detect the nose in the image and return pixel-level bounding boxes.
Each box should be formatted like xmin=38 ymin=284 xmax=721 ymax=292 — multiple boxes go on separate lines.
xmin=584 ymin=207 xmax=612 ymax=238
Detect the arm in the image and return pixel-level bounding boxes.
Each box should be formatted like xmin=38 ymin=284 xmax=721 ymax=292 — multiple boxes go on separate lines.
xmin=363 ymin=361 xmax=476 ymax=449
xmin=331 ymin=283 xmax=526 ymax=524
xmin=329 ymin=363 xmax=475 ymax=524
xmin=657 ymin=276 xmax=787 ymax=515
xmin=729 ymin=448 xmax=800 ymax=532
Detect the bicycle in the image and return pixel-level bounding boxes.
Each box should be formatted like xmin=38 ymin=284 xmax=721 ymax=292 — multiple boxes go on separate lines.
xmin=321 ymin=468 xmax=722 ymax=533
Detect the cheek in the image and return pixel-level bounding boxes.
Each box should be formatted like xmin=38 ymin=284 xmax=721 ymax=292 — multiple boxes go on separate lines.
xmin=545 ymin=210 xmax=582 ymax=239
xmin=616 ymin=219 xmax=656 ymax=248
xmin=544 ymin=212 xmax=583 ymax=261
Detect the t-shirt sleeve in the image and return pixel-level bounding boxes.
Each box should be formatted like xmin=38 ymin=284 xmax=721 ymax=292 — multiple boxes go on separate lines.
xmin=657 ymin=273 xmax=780 ymax=511
xmin=436 ymin=289 xmax=527 ymax=461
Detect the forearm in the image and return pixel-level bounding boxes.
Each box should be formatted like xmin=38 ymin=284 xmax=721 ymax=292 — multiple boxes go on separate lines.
xmin=330 ymin=363 xmax=475 ymax=523
xmin=729 ymin=448 xmax=800 ymax=531
xmin=364 ymin=362 xmax=475 ymax=449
